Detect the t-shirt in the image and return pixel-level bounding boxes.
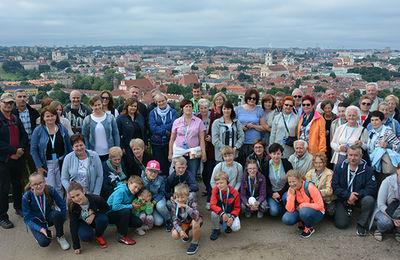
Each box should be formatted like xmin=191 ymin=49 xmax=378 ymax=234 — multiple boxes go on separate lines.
xmin=80 ymin=204 xmax=93 ymax=221
xmin=91 ymin=114 xmax=108 ymax=156
xmin=235 ymin=106 xmax=265 ymax=144
xmin=269 ymin=160 xmax=287 ymax=192
xmin=77 ymin=158 xmax=89 ymax=190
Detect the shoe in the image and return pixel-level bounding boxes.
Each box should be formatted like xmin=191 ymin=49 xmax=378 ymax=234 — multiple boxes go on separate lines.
xmin=0 ymin=219 xmax=14 ymax=229
xmin=210 ymin=229 xmax=221 ymax=240
xmin=257 ymin=211 xmax=264 ymax=219
xmin=181 ymin=237 xmax=190 ymax=243
xmin=225 ymin=226 xmax=232 ymax=233
xmin=297 ymin=221 xmax=304 ymax=231
xmin=56 ymin=236 xmax=70 ymax=250
xmin=206 ymin=203 xmax=210 ymax=210
xmin=245 ymin=211 xmax=251 ymax=218
xmin=165 ymin=220 xmax=173 ymax=232
xmin=95 ymin=236 xmax=108 ymax=248
xmin=373 ymin=230 xmax=383 ymax=242
xmin=186 ymin=243 xmax=199 ymax=255
xmin=300 ymin=227 xmax=315 ymax=238
xmin=15 ymin=208 xmax=23 ymax=217
xmin=356 ymin=224 xmax=366 ymax=236
xmin=142 ymin=225 xmax=149 ymax=231
xmin=135 ymin=228 xmax=145 ymax=236
xmin=118 ymin=236 xmax=136 ymax=245
xmin=395 ymin=233 xmax=400 ymax=243
xmin=202 ymin=191 xmax=208 ymax=197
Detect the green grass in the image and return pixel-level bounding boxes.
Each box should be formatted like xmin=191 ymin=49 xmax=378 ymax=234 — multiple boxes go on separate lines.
xmin=0 ymin=67 xmax=23 ymax=81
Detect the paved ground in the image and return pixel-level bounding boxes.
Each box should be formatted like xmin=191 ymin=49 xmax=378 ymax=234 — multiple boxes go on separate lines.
xmin=1 ymin=186 xmax=400 ymax=260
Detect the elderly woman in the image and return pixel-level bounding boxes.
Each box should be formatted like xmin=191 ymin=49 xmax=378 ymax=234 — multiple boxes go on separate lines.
xmin=372 ymin=166 xmax=400 ymax=242
xmin=367 ymin=102 xmax=400 ymax=138
xmin=31 ymin=106 xmax=73 ymax=198
xmin=169 ymin=99 xmax=206 ymax=177
xmin=126 ymin=138 xmax=153 ymax=177
xmin=61 ymin=134 xmax=103 ymax=195
xmin=330 ymin=102 xmax=348 ymax=143
xmin=359 ymin=95 xmax=373 ymax=126
xmin=50 ymin=101 xmax=74 ymax=137
xmin=368 ymin=111 xmax=400 ymax=184
xmin=100 ymin=90 xmax=119 ymax=117
xmin=261 ymin=94 xmax=277 ymax=144
xmin=305 ymin=153 xmax=335 ymax=216
xmin=82 ymin=96 xmax=120 ymax=162
xmin=148 ymin=93 xmax=178 ymax=176
xmin=101 ymin=146 xmax=127 ymax=200
xmin=246 ymin=139 xmax=269 ymax=178
xmin=385 ymin=94 xmax=400 ymax=123
xmin=297 ymin=95 xmax=326 ymax=155
xmin=331 ymin=106 xmax=368 ymax=166
xmin=235 ymin=88 xmax=266 ymax=164
xmin=270 ymin=96 xmax=298 ymax=159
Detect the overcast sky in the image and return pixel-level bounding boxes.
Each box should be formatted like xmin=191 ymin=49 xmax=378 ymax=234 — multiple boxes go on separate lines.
xmin=1 ymin=0 xmax=399 ymax=49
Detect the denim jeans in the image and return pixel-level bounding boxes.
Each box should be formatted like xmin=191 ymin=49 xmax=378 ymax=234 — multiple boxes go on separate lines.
xmin=152 ymin=143 xmax=170 ymax=177
xmin=108 ymin=208 xmax=143 ymax=237
xmin=334 ymin=196 xmax=375 ymax=229
xmin=78 ymin=213 xmax=109 ymax=241
xmin=375 ymin=210 xmax=400 ymax=233
xmin=153 ymin=198 xmax=171 ymax=226
xmin=267 ymin=192 xmax=287 ymax=216
xmin=282 ymin=207 xmax=324 ymax=228
xmin=184 ymin=156 xmax=200 ymax=178
xmin=30 ymin=210 xmax=64 ymax=247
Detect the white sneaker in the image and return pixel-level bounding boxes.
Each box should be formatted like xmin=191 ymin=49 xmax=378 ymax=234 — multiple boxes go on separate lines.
xmin=57 ymin=236 xmax=70 ymax=250
xmin=135 ymin=228 xmax=145 ymax=236
xmin=206 ymin=203 xmax=210 ymax=210
xmin=257 ymin=211 xmax=264 ymax=219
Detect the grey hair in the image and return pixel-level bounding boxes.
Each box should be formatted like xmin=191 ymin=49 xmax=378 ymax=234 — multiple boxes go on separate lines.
xmin=348 ymin=145 xmax=363 ymax=155
xmin=345 ymin=105 xmax=361 ymax=118
xmin=292 ymin=88 xmax=304 ymax=96
xmin=154 ymin=93 xmax=167 ymax=101
xmin=294 ymin=140 xmax=308 ymax=149
xmin=198 ymin=98 xmax=210 ymax=108
xmin=366 ymin=82 xmax=378 ymax=90
xmin=379 ymin=102 xmax=390 ymax=108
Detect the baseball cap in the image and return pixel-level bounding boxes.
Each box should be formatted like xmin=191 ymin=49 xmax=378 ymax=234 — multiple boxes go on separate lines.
xmin=0 ymin=93 xmax=15 ymax=103
xmin=146 ymin=160 xmax=161 ymax=171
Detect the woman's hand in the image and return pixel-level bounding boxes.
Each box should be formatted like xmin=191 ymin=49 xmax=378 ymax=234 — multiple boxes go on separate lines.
xmin=85 ymin=214 xmax=95 ymax=225
xmin=38 ymin=167 xmax=48 ymax=176
xmin=201 ymin=152 xmax=207 ymax=163
xmin=288 ymin=187 xmax=296 ymax=195
xmin=339 ymin=145 xmax=347 ymax=152
xmin=272 ymin=192 xmax=281 ymax=202
xmin=354 ymin=140 xmax=362 ymax=146
xmin=380 ymin=141 xmax=387 ymax=148
xmin=168 ymin=153 xmax=172 ymax=162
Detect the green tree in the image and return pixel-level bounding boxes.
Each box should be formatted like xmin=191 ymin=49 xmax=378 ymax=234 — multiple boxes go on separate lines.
xmin=343 ymin=89 xmax=361 ymax=105
xmin=191 ymin=65 xmax=199 ymax=70
xmin=226 ymin=94 xmax=239 ymax=105
xmin=55 ymin=61 xmax=71 ymax=70
xmin=49 ymin=90 xmax=70 ymax=105
xmin=135 ymin=65 xmax=141 ymax=72
xmin=314 ymin=86 xmax=327 ymax=92
xmin=2 ymin=61 xmax=25 ymax=74
xmin=237 ymin=73 xmax=253 ymax=83
xmin=330 ymin=72 xmax=336 ymax=79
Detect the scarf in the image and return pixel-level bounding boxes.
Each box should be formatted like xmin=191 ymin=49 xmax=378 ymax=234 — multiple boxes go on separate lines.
xmin=106 ymin=159 xmax=126 ymax=181
xmin=156 ymin=104 xmax=171 ymax=124
xmin=302 ymin=109 xmax=315 ymax=127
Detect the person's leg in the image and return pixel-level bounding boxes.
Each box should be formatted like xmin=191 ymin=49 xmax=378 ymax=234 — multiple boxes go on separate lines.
xmin=299 ymin=207 xmax=324 ymax=228
xmin=0 ymin=162 xmax=11 ymax=222
xmin=155 ymin=198 xmax=171 ymax=222
xmin=357 ymin=195 xmax=375 ymax=228
xmin=281 ymin=192 xmax=288 ymax=206
xmin=334 ymin=200 xmax=351 ymax=229
xmin=47 ymin=160 xmax=64 ymax=199
xmin=138 ymin=212 xmax=146 ymax=222
xmin=268 ymin=197 xmax=282 ymax=216
xmin=202 ymin=160 xmax=215 ymax=195
xmin=191 ymin=218 xmax=202 ymax=242
xmin=210 ymin=211 xmax=221 ymax=230
xmin=186 ymin=157 xmax=200 ymax=178
xmin=259 ymin=200 xmax=269 ymax=213
xmin=47 ymin=210 xmax=64 ymax=237
xmin=128 ymin=212 xmax=143 ymax=229
xmin=171 ymin=228 xmax=180 ymax=240
xmin=375 ymin=211 xmax=395 ymax=233
xmin=78 ymin=221 xmax=94 ymax=242
xmin=9 ymin=159 xmax=23 ymax=211
xmin=30 ymin=228 xmax=51 ymax=247
xmin=152 ymin=144 xmax=167 ymax=177
xmin=325 ymin=202 xmax=336 ymax=216
xmin=93 ymin=213 xmax=108 ymax=238
xmin=240 ymin=202 xmax=249 ymax=213
xmin=145 ymin=214 xmax=154 ymax=229
xmin=108 ymin=209 xmax=130 ymax=237
xmin=282 ymin=211 xmax=300 ymax=226
xmin=153 ymin=209 xmax=164 ymax=226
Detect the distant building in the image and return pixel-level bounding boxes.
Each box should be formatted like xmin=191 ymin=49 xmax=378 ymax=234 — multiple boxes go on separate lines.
xmin=52 ymin=50 xmax=68 ymax=62
xmin=178 ymin=74 xmax=198 ymax=86
xmin=4 ymin=85 xmax=38 ymax=95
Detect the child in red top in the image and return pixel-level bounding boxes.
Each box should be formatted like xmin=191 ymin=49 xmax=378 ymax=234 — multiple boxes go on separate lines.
xmin=282 ymin=170 xmax=325 ymax=238
xmin=209 ymin=171 xmax=240 ymax=240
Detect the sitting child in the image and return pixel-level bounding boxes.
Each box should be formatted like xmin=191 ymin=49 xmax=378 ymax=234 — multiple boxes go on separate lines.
xmin=141 ymin=160 xmax=173 ymax=231
xmin=166 ymin=156 xmax=199 ymax=200
xmin=68 ymin=182 xmax=110 ymax=254
xmin=210 ymin=171 xmax=241 ymax=241
xmin=132 ymin=189 xmax=155 ymax=235
xmin=170 ymin=183 xmax=203 ymax=255
xmin=107 ymin=176 xmax=144 ymax=245
xmin=240 ymin=160 xmax=268 ymax=218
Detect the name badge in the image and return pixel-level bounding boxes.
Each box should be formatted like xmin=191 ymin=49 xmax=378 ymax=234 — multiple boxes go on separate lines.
xmin=182 ymin=142 xmax=188 ymax=149
xmin=51 ymin=153 xmax=58 ymax=160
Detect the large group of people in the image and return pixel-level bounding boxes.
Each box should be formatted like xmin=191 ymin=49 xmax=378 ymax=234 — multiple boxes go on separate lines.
xmin=1 ymin=82 xmax=400 ymax=256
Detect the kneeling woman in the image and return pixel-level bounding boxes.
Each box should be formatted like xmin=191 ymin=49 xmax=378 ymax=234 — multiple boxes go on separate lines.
xmin=22 ymin=172 xmax=70 ymax=250
xmin=68 ymin=182 xmax=110 ymax=254
xmin=282 ymin=170 xmax=325 ymax=238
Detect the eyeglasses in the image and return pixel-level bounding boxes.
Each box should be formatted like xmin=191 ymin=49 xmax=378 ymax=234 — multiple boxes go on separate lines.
xmin=31 ymin=181 xmax=45 ymax=188
xmin=284 ymin=104 xmax=294 ymax=107
xmin=2 ymin=101 xmax=14 ymax=105
xmin=302 ymin=103 xmax=312 ymax=107
xmin=293 ymin=95 xmax=302 ymax=98
xmin=101 ymin=97 xmax=110 ymax=100
xmin=248 ymin=168 xmax=258 ymax=171
xmin=361 ymin=102 xmax=371 ymax=106
xmin=248 ymin=97 xmax=257 ymax=101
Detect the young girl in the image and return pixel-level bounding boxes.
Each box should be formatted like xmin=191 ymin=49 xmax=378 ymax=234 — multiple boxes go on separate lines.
xmin=22 ymin=172 xmax=70 ymax=250
xmin=240 ymin=160 xmax=268 ymax=218
xmin=132 ymin=189 xmax=155 ymax=235
xmin=68 ymin=182 xmax=110 ymax=254
xmin=281 ymin=170 xmax=325 ymax=238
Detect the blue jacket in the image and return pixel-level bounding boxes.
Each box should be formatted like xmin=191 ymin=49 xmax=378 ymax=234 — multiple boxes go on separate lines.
xmin=165 ymin=170 xmax=199 ymax=199
xmin=367 ymin=118 xmax=400 ymax=138
xmin=61 ymin=150 xmax=103 ymax=195
xmin=141 ymin=171 xmax=165 ymax=202
xmin=107 ymin=182 xmax=137 ymax=212
xmin=332 ymin=159 xmax=377 ymax=201
xmin=30 ymin=123 xmax=72 ymax=170
xmin=22 ymin=186 xmax=66 ymax=232
xmin=82 ymin=113 xmax=120 ymax=152
xmin=148 ymin=107 xmax=178 ymax=145
xmin=0 ymin=111 xmax=28 ymax=162
xmin=117 ymin=113 xmax=146 ymax=149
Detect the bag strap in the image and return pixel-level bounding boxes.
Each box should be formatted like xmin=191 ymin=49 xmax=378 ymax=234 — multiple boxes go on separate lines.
xmin=281 ymin=111 xmax=290 ymax=135
xmin=304 ymin=181 xmax=311 ymax=203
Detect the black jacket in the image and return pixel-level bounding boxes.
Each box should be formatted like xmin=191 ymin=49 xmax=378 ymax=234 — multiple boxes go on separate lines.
xmin=246 ymin=152 xmax=269 ymax=179
xmin=12 ymin=104 xmax=40 ymax=141
xmin=265 ymin=158 xmax=293 ymax=197
xmin=126 ymin=151 xmax=154 ymax=177
xmin=0 ymin=111 xmax=28 ymax=162
xmin=69 ymin=194 xmax=110 ymax=250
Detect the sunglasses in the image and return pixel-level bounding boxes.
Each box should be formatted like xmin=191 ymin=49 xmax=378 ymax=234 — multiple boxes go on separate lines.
xmin=302 ymin=103 xmax=312 ymax=107
xmin=2 ymin=101 xmax=14 ymax=105
xmin=248 ymin=97 xmax=257 ymax=101
xmin=293 ymin=95 xmax=302 ymax=98
xmin=101 ymin=97 xmax=110 ymax=100
xmin=361 ymin=102 xmax=371 ymax=106
xmin=284 ymin=104 xmax=294 ymax=107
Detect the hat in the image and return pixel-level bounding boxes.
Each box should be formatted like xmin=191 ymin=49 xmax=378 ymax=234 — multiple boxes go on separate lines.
xmin=146 ymin=160 xmax=161 ymax=171
xmin=0 ymin=93 xmax=14 ymax=102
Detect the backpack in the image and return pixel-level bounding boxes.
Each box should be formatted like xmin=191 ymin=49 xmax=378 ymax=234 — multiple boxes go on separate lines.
xmin=303 ymin=181 xmax=312 ymax=203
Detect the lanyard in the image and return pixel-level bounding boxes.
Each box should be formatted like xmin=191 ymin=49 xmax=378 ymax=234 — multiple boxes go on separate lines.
xmin=71 ymin=107 xmax=82 ymax=127
xmin=33 ymin=190 xmax=46 ymax=223
xmin=347 ymin=165 xmax=358 ymax=190
xmin=283 ymin=113 xmax=292 ymax=127
xmin=175 ymin=202 xmax=188 ymax=223
xmin=224 ymin=162 xmax=234 ymax=180
xmin=255 ymin=157 xmax=262 ymax=170
xmin=219 ymin=187 xmax=230 ymax=212
xmin=183 ymin=117 xmax=191 ymax=139
xmin=369 ymin=99 xmax=377 ymax=112
xmin=294 ymin=154 xmax=308 ymax=170
xmin=45 ymin=125 xmax=57 ymax=149
xmin=270 ymin=161 xmax=282 ymax=186
xmin=248 ymin=175 xmax=257 ymax=197
xmin=312 ymin=169 xmax=324 ymax=184
xmin=344 ymin=123 xmax=357 ymax=145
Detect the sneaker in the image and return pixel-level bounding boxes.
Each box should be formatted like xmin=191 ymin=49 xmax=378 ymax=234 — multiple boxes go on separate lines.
xmin=181 ymin=237 xmax=190 ymax=243
xmin=0 ymin=219 xmax=14 ymax=229
xmin=95 ymin=236 xmax=108 ymax=248
xmin=206 ymin=203 xmax=210 ymax=210
xmin=118 ymin=236 xmax=136 ymax=245
xmin=300 ymin=227 xmax=315 ymax=238
xmin=210 ymin=229 xmax=221 ymax=240
xmin=225 ymin=226 xmax=232 ymax=233
xmin=56 ymin=236 xmax=70 ymax=250
xmin=187 ymin=243 xmax=199 ymax=255
xmin=15 ymin=208 xmax=23 ymax=217
xmin=257 ymin=211 xmax=264 ymax=219
xmin=165 ymin=220 xmax=173 ymax=232
xmin=245 ymin=211 xmax=251 ymax=218
xmin=356 ymin=224 xmax=366 ymax=236
xmin=135 ymin=228 xmax=145 ymax=236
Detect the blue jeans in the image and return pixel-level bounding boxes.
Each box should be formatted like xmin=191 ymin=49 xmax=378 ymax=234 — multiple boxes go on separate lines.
xmin=153 ymin=198 xmax=171 ymax=226
xmin=78 ymin=213 xmax=109 ymax=241
xmin=30 ymin=210 xmax=64 ymax=247
xmin=267 ymin=192 xmax=287 ymax=216
xmin=184 ymin=156 xmax=200 ymax=177
xmin=152 ymin=143 xmax=170 ymax=177
xmin=375 ymin=210 xmax=400 ymax=233
xmin=282 ymin=207 xmax=324 ymax=228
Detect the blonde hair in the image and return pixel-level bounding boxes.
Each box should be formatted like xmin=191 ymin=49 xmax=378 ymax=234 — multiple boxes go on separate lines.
xmin=129 ymin=138 xmax=145 ymax=149
xmin=109 ymin=146 xmax=123 ymax=158
xmin=139 ymin=189 xmax=152 ymax=199
xmin=286 ymin=169 xmax=305 ymax=180
xmin=214 ymin=171 xmax=229 ymax=182
xmin=128 ymin=175 xmax=144 ymax=186
xmin=385 ymin=94 xmax=399 ymax=105
xmin=212 ymin=92 xmax=227 ymax=107
xmin=221 ymin=146 xmax=235 ymax=156
xmin=174 ymin=183 xmax=190 ymax=196
xmin=312 ymin=153 xmax=327 ymax=168
xmin=174 ymin=156 xmax=187 ymax=166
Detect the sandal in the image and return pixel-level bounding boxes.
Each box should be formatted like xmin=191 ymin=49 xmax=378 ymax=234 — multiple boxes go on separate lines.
xmin=395 ymin=233 xmax=400 ymax=243
xmin=374 ymin=230 xmax=383 ymax=241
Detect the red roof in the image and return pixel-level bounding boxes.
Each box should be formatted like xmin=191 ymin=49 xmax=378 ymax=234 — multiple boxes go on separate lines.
xmin=178 ymin=74 xmax=198 ymax=85
xmin=119 ymin=79 xmax=154 ymax=92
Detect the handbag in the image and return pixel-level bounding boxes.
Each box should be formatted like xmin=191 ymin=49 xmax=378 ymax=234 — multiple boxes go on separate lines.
xmin=282 ymin=112 xmax=296 ymax=147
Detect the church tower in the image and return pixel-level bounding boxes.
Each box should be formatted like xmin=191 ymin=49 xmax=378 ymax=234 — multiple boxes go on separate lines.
xmin=265 ymin=51 xmax=272 ymax=66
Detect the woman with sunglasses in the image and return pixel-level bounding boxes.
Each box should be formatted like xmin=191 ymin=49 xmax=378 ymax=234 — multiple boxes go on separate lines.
xmin=297 ymin=95 xmax=326 ymax=155
xmin=270 ymin=96 xmax=298 ymax=159
xmin=100 ymin=90 xmax=119 ymax=117
xmin=359 ymin=95 xmax=373 ymax=127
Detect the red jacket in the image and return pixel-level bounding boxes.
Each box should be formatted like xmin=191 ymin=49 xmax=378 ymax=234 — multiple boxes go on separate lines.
xmin=210 ymin=185 xmax=240 ymax=218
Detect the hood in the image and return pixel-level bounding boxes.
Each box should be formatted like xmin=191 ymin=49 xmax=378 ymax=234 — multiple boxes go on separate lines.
xmin=339 ymin=158 xmax=368 ymax=175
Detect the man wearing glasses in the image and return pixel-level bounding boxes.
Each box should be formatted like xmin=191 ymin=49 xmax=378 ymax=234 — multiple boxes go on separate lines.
xmin=292 ymin=88 xmax=304 ymax=117
xmin=0 ymin=93 xmax=28 ymax=229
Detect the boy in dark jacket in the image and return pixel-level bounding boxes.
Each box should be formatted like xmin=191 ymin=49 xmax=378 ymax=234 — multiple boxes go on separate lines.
xmin=166 ymin=156 xmax=199 ymax=200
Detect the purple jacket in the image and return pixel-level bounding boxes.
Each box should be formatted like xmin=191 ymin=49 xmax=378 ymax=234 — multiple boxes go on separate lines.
xmin=240 ymin=171 xmax=267 ymax=205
